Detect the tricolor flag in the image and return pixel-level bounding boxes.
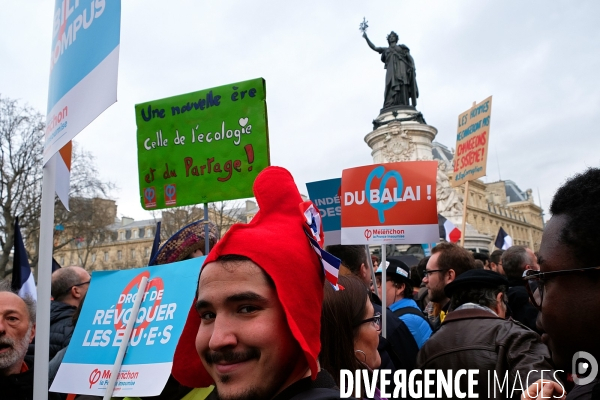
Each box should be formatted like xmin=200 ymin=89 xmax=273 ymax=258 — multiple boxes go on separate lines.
xmin=438 ymin=214 xmax=461 ymax=243
xmin=55 ymin=141 xmax=72 ymax=210
xmin=495 ymin=227 xmax=513 ymax=250
xmin=11 ymin=217 xmax=37 ymax=301
xmin=300 ymin=201 xmax=340 ymax=289
xmin=306 ymin=234 xmax=341 ymax=290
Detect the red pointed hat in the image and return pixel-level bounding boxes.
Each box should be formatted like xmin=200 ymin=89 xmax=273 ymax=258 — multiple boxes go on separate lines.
xmin=172 ymin=166 xmax=325 ymax=387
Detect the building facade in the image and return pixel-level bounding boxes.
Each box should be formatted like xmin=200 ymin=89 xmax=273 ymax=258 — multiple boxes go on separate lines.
xmin=435 ymin=142 xmax=544 ymax=251
xmin=53 ymin=202 xmax=248 ymax=272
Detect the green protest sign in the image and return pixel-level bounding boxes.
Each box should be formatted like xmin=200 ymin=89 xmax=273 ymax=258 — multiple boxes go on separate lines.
xmin=135 ymin=78 xmax=269 ymax=209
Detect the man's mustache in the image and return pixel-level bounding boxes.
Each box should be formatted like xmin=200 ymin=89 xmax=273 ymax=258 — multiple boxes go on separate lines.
xmin=0 ymin=337 xmax=15 ymax=349
xmin=204 ymin=348 xmax=260 ymax=364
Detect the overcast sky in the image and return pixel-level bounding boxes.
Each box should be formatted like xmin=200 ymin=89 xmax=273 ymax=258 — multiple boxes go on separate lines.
xmin=2 ymin=1 xmax=599 ymax=222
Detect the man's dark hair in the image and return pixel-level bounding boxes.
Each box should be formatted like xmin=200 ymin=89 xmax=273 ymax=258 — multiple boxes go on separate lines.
xmin=398 ymin=279 xmax=414 ymax=299
xmin=431 ymin=242 xmax=475 ymax=276
xmin=52 ymin=266 xmax=85 ymax=301
xmin=473 ymin=252 xmax=489 ymax=264
xmin=490 ymin=250 xmax=504 ymax=265
xmin=416 ymin=256 xmax=429 ymax=279
xmin=450 ymin=285 xmax=507 ymax=311
xmin=325 ymin=245 xmax=367 ymax=275
xmin=388 ymin=272 xmax=414 ymax=300
xmin=0 ymin=279 xmax=36 ymax=324
xmin=550 ymin=168 xmax=600 ymax=267
xmin=214 ymin=254 xmax=275 ymax=288
xmin=501 ymin=246 xmax=532 ymax=281
xmin=410 ymin=264 xmax=423 ymax=289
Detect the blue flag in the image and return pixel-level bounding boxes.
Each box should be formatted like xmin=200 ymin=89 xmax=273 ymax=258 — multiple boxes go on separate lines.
xmin=148 ymin=221 xmax=162 ymax=266
xmin=52 ymin=258 xmax=62 ymax=272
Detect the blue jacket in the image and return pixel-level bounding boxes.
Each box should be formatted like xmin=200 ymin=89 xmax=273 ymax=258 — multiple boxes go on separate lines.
xmin=389 ymin=298 xmax=432 ymax=349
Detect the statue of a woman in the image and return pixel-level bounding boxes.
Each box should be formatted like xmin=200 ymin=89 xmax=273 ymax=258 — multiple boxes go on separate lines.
xmin=363 ymin=31 xmax=419 ymax=109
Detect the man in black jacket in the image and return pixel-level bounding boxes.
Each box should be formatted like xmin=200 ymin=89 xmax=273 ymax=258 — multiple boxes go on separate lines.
xmin=501 ymin=245 xmax=540 ymax=333
xmin=417 ymin=270 xmax=558 ymax=400
xmin=47 ymin=266 xmax=90 ymax=359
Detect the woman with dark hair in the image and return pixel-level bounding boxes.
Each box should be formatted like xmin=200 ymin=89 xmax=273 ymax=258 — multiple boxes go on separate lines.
xmin=320 ymin=275 xmax=386 ymax=400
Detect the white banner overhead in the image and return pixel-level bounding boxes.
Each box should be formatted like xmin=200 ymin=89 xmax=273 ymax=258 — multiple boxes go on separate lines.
xmin=44 ymin=0 xmax=121 ymax=164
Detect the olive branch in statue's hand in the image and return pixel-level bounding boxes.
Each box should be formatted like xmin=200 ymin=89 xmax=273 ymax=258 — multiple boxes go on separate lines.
xmin=359 ymin=17 xmax=369 ymax=34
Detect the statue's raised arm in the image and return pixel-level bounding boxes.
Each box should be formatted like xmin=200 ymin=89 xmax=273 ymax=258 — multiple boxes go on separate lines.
xmin=363 ymin=32 xmax=384 ymax=53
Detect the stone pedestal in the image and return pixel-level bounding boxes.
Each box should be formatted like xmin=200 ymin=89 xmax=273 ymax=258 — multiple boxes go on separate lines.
xmin=364 ymin=108 xmax=437 ymax=163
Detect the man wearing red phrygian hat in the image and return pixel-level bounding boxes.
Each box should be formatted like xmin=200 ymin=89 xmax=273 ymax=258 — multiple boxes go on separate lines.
xmin=172 ymin=167 xmax=349 ymax=400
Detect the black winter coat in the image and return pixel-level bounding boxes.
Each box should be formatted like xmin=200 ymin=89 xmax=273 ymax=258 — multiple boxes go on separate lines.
xmin=0 ymin=359 xmax=62 ymax=400
xmin=27 ymin=301 xmax=76 ymax=361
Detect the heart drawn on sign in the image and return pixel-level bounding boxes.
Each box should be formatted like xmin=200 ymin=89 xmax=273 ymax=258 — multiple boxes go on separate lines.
xmin=238 ymin=117 xmax=249 ymax=127
xmin=144 ymin=187 xmax=156 ymax=202
xmin=365 ymin=165 xmax=404 ymax=224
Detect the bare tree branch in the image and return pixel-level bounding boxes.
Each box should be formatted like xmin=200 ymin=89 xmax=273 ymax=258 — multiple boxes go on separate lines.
xmin=0 ymin=95 xmax=116 ymax=278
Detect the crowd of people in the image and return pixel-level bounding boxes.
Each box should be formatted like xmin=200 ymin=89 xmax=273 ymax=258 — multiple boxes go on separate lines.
xmin=2 ymin=166 xmax=600 ymax=400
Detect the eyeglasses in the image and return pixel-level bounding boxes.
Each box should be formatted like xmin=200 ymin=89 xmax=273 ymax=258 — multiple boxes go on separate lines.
xmin=422 ymin=269 xmax=447 ymax=278
xmin=355 ymin=312 xmax=382 ymax=332
xmin=523 ymin=267 xmax=600 ymax=310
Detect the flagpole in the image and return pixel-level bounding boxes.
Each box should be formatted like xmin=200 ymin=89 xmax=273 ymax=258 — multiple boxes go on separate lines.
xmin=33 ymin=156 xmax=57 ymax=400
xmin=460 ymin=180 xmax=470 ymax=247
xmin=381 ymin=244 xmax=387 ymax=339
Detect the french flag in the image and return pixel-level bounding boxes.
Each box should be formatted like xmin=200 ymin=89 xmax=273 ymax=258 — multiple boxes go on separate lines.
xmin=300 ymin=201 xmax=340 ymax=289
xmin=438 ymin=214 xmax=461 ymax=243
xmin=11 ymin=217 xmax=37 ymax=301
xmin=306 ymin=234 xmax=341 ymax=289
xmin=495 ymin=227 xmax=513 ymax=250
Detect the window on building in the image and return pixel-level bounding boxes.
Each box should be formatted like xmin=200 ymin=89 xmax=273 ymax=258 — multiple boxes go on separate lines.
xmin=131 ymin=249 xmax=136 ymax=259
xmin=117 ymin=250 xmax=122 ymax=260
xmin=104 ymin=252 xmax=109 ymax=262
xmin=60 ymin=256 xmax=65 ymax=265
xmin=119 ymin=231 xmax=125 ymax=240
xmin=91 ymin=253 xmax=96 ymax=263
xmin=133 ymin=230 xmax=139 ymax=239
xmin=145 ymin=247 xmax=150 ymax=257
xmin=146 ymin=228 xmax=153 ymax=238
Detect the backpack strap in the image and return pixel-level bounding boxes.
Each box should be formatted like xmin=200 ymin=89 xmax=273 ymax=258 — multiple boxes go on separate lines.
xmin=392 ymin=306 xmax=433 ymax=331
xmin=392 ymin=305 xmax=427 ymax=320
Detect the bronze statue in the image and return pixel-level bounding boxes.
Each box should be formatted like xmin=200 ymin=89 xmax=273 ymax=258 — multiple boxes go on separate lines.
xmin=361 ymin=20 xmax=419 ymax=109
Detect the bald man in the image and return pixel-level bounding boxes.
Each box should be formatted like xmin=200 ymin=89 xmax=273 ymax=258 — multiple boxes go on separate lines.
xmin=45 ymin=266 xmax=90 ymax=359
